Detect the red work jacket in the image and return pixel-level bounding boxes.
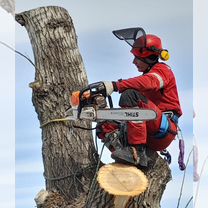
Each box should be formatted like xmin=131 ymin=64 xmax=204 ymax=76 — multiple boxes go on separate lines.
xmin=116 ymin=62 xmax=182 ymax=117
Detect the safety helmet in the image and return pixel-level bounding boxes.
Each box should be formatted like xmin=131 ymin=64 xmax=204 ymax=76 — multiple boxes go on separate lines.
xmin=113 ymin=27 xmax=170 ymax=62
xmin=131 ymin=34 xmax=162 ymax=58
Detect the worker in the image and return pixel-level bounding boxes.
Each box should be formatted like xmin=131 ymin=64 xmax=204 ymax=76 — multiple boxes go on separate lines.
xmin=93 ymin=28 xmax=182 ymax=167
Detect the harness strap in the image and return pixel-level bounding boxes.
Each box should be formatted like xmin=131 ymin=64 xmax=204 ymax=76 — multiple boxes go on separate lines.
xmin=154 ymin=112 xmax=178 ymax=139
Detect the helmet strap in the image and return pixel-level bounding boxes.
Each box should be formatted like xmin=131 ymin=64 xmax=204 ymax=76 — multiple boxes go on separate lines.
xmin=136 ymin=55 xmax=158 ymax=66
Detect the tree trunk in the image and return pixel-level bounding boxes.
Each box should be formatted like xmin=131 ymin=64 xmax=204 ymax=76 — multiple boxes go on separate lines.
xmin=16 ymin=6 xmax=172 ymax=208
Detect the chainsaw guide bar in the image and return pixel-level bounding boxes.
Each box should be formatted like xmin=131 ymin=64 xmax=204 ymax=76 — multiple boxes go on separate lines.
xmin=66 ymin=107 xmax=157 ymax=121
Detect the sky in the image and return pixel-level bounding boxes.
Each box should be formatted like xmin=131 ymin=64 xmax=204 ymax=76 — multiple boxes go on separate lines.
xmin=193 ymin=0 xmax=208 ymax=207
xmin=0 ymin=7 xmax=15 ymax=208
xmin=0 ymin=0 xmax=206 ymax=207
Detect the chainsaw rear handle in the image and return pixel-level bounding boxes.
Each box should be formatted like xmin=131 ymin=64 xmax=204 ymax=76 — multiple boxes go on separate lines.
xmin=107 ymin=95 xmax=113 ymax=108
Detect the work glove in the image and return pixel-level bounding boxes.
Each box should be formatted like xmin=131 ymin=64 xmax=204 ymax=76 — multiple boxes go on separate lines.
xmin=96 ymin=121 xmax=119 ymax=141
xmin=86 ymin=81 xmax=115 ymax=97
xmin=103 ymin=81 xmax=114 ymax=96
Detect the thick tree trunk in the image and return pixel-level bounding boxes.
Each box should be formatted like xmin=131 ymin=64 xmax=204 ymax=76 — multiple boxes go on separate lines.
xmin=16 ymin=6 xmax=172 ymax=208
xmin=15 ymin=5 xmax=98 ymax=203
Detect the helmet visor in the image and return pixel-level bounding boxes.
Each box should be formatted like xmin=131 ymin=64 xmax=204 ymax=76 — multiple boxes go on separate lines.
xmin=112 ymin=27 xmax=146 ymax=48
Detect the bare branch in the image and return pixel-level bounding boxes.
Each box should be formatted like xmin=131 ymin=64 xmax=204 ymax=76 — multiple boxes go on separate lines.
xmin=0 ymin=40 xmax=35 ymax=67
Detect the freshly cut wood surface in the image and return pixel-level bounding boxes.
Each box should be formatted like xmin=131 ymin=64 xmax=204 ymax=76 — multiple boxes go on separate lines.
xmin=97 ymin=163 xmax=148 ymax=196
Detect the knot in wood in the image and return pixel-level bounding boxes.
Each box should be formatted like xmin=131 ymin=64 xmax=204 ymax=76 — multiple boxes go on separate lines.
xmin=47 ymin=19 xmax=69 ymax=29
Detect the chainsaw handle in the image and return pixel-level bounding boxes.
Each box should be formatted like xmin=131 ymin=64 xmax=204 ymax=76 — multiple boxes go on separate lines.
xmin=77 ymin=86 xmax=89 ymax=118
xmin=79 ymin=86 xmax=90 ymax=100
xmin=77 ymin=82 xmax=107 ymax=118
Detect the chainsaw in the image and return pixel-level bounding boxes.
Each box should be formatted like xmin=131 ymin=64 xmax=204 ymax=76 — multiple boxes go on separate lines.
xmin=66 ymin=82 xmax=157 ymax=122
xmin=65 ymin=82 xmax=158 ymax=166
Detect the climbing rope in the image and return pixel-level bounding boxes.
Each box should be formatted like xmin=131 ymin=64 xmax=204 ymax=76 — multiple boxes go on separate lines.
xmin=184 ymin=196 xmax=193 ymax=208
xmin=85 ymin=142 xmax=105 ymax=208
xmin=40 ymin=116 xmax=97 ymax=130
xmin=194 ymin=154 xmax=208 ymax=208
xmin=176 ymin=147 xmax=193 ymax=208
xmin=94 ymin=128 xmax=99 ymax=152
xmin=43 ymin=164 xmax=96 ymax=193
xmin=43 ymin=164 xmax=96 ymax=182
xmin=0 ymin=40 xmax=36 ymax=68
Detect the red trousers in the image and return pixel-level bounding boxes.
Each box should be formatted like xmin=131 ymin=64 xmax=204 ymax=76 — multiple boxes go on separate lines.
xmin=119 ymin=89 xmax=177 ymax=151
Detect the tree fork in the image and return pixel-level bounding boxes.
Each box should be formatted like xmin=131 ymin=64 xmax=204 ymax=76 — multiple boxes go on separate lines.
xmin=16 ymin=6 xmax=172 ymax=208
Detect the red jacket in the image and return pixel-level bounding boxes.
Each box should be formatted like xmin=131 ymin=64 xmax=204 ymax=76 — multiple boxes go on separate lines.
xmin=116 ymin=63 xmax=182 ymax=117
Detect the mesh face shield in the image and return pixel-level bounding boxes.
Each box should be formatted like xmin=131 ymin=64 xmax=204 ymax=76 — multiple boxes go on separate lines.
xmin=112 ymin=27 xmax=146 ymax=48
xmin=113 ymin=27 xmax=159 ymax=65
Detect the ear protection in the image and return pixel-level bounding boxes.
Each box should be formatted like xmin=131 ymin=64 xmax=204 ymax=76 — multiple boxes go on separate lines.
xmin=160 ymin=50 xmax=170 ymax=61
xmin=149 ymin=46 xmax=170 ymax=61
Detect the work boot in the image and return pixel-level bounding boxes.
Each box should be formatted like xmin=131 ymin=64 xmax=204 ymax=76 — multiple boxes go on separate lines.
xmin=111 ymin=145 xmax=149 ymax=167
xmin=111 ymin=146 xmax=138 ymax=165
xmin=103 ymin=130 xmax=123 ymax=152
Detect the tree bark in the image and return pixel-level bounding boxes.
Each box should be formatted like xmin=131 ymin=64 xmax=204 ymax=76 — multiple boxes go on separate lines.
xmin=16 ymin=6 xmax=172 ymax=208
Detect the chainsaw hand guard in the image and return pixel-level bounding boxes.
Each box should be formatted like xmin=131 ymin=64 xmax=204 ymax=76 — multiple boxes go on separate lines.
xmin=81 ymin=82 xmax=107 ymax=99
xmin=77 ymin=82 xmax=108 ymax=118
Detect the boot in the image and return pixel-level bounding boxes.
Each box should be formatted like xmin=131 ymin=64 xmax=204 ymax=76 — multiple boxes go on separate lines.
xmin=111 ymin=146 xmax=138 ymax=165
xmin=103 ymin=130 xmax=123 ymax=152
xmin=111 ymin=144 xmax=149 ymax=167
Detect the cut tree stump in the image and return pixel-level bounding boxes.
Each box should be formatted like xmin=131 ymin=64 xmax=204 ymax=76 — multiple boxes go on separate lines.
xmin=97 ymin=163 xmax=148 ymax=208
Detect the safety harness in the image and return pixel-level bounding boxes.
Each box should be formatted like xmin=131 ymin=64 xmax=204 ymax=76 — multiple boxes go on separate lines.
xmin=155 ymin=111 xmax=186 ymax=171
xmin=154 ymin=111 xmax=178 ymax=139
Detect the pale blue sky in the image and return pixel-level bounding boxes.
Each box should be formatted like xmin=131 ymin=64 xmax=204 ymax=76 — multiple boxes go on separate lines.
xmin=193 ymin=0 xmax=208 ymax=207
xmin=0 ymin=7 xmax=15 ymax=208
xmin=14 ymin=0 xmax=196 ymax=208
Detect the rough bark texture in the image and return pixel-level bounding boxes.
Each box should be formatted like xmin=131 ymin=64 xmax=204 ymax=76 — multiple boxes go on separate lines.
xmin=16 ymin=6 xmax=172 ymax=208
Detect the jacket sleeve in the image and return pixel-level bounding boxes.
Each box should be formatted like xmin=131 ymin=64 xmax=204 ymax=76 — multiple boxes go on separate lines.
xmin=116 ymin=72 xmax=165 ymax=93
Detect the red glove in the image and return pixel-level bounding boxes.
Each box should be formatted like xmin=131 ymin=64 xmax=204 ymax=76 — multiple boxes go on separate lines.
xmin=96 ymin=121 xmax=119 ymax=141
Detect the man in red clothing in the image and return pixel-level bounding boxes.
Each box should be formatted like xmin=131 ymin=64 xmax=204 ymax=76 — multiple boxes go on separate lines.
xmin=94 ymin=28 xmax=182 ymax=167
